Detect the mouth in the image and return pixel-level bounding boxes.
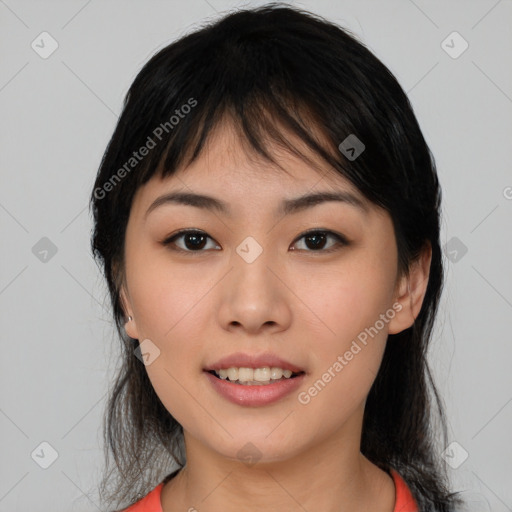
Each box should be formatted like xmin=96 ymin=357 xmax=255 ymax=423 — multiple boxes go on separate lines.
xmin=206 ymin=367 xmax=306 ymax=386
xmin=203 ymin=352 xmax=307 ymax=405
xmin=203 ymin=365 xmax=307 ymax=407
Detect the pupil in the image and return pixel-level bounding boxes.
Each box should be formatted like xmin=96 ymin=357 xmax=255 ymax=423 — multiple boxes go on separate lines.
xmin=306 ymin=233 xmax=326 ymax=250
xmin=185 ymin=233 xmax=206 ymax=250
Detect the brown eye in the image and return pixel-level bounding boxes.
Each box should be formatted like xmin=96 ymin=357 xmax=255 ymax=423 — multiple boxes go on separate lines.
xmin=162 ymin=230 xmax=220 ymax=253
xmin=161 ymin=228 xmax=348 ymax=255
xmin=291 ymin=230 xmax=348 ymax=253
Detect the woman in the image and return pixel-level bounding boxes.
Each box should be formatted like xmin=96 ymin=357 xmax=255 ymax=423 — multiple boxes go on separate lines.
xmin=90 ymin=4 xmax=464 ymax=511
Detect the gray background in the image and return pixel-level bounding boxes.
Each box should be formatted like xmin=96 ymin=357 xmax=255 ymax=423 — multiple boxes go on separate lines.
xmin=1 ymin=0 xmax=511 ymax=511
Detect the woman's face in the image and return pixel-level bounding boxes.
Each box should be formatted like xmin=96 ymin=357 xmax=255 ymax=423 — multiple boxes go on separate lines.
xmin=120 ymin=120 xmax=423 ymax=465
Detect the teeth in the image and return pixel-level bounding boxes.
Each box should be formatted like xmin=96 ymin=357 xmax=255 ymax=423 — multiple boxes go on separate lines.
xmin=226 ymin=368 xmax=238 ymax=381
xmin=270 ymin=367 xmax=283 ymax=380
xmin=238 ymin=367 xmax=253 ymax=382
xmin=254 ymin=367 xmax=271 ymax=381
xmin=214 ymin=366 xmax=296 ymax=383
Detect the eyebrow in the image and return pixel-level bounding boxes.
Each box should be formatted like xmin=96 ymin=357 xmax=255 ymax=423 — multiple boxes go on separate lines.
xmin=144 ymin=190 xmax=368 ymax=220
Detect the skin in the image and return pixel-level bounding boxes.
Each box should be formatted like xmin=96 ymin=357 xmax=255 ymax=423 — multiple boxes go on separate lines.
xmin=120 ymin=118 xmax=431 ymax=512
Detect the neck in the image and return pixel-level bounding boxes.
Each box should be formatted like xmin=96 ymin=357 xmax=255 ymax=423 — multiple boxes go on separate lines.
xmin=161 ymin=423 xmax=395 ymax=512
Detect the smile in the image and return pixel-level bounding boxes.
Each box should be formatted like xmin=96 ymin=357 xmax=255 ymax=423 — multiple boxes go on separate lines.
xmin=209 ymin=366 xmax=303 ymax=385
xmin=204 ymin=369 xmax=306 ymax=406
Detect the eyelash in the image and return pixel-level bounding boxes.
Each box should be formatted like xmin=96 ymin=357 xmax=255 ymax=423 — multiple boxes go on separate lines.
xmin=161 ymin=228 xmax=349 ymax=255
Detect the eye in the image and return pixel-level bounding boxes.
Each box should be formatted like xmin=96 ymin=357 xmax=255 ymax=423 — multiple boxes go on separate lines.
xmin=290 ymin=229 xmax=348 ymax=253
xmin=161 ymin=228 xmax=348 ymax=254
xmin=162 ymin=229 xmax=220 ymax=253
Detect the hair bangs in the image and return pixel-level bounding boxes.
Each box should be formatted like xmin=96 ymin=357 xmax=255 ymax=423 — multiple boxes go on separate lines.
xmin=148 ymin=84 xmax=349 ymax=186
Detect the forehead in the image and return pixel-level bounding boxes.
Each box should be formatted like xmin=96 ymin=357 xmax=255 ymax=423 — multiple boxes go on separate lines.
xmin=136 ymin=116 xmax=362 ymax=209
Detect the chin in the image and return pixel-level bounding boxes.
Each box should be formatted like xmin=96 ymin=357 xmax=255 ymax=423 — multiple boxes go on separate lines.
xmin=211 ymin=434 xmax=303 ymax=466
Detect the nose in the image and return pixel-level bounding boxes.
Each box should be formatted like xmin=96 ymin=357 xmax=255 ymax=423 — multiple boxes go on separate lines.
xmin=216 ymin=243 xmax=292 ymax=335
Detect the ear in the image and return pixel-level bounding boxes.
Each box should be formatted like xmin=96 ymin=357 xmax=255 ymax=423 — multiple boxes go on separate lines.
xmin=120 ymin=284 xmax=140 ymax=340
xmin=388 ymin=243 xmax=432 ymax=335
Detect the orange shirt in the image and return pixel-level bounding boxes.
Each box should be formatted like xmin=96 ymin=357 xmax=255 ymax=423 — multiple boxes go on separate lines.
xmin=121 ymin=467 xmax=419 ymax=512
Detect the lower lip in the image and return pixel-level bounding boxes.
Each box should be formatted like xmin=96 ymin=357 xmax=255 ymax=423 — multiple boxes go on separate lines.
xmin=204 ymin=371 xmax=305 ymax=407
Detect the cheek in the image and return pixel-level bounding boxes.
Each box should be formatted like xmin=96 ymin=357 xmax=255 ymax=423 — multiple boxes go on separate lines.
xmin=304 ymin=258 xmax=396 ymax=346
xmin=127 ymin=245 xmax=217 ymax=339
xmin=297 ymin=254 xmax=397 ymax=410
xmin=144 ymin=361 xmax=213 ymax=440
xmin=132 ymin=281 xmax=211 ymax=433
xmin=125 ymin=252 xmax=212 ymax=414
xmin=296 ymin=268 xmax=394 ymax=424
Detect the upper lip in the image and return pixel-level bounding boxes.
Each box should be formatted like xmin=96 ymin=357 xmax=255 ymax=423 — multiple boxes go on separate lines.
xmin=204 ymin=352 xmax=305 ymax=373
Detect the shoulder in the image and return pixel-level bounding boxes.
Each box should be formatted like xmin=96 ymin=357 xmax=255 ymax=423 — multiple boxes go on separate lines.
xmin=119 ymin=468 xmax=181 ymax=511
xmin=390 ymin=468 xmax=419 ymax=512
xmin=118 ymin=482 xmax=164 ymax=512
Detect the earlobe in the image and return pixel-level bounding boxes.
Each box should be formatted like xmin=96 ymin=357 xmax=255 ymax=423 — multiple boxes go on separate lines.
xmin=388 ymin=244 xmax=432 ymax=335
xmin=120 ymin=285 xmax=139 ymax=340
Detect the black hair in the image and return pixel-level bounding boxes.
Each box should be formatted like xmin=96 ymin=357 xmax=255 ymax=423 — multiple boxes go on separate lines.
xmin=89 ymin=3 xmax=463 ymax=511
